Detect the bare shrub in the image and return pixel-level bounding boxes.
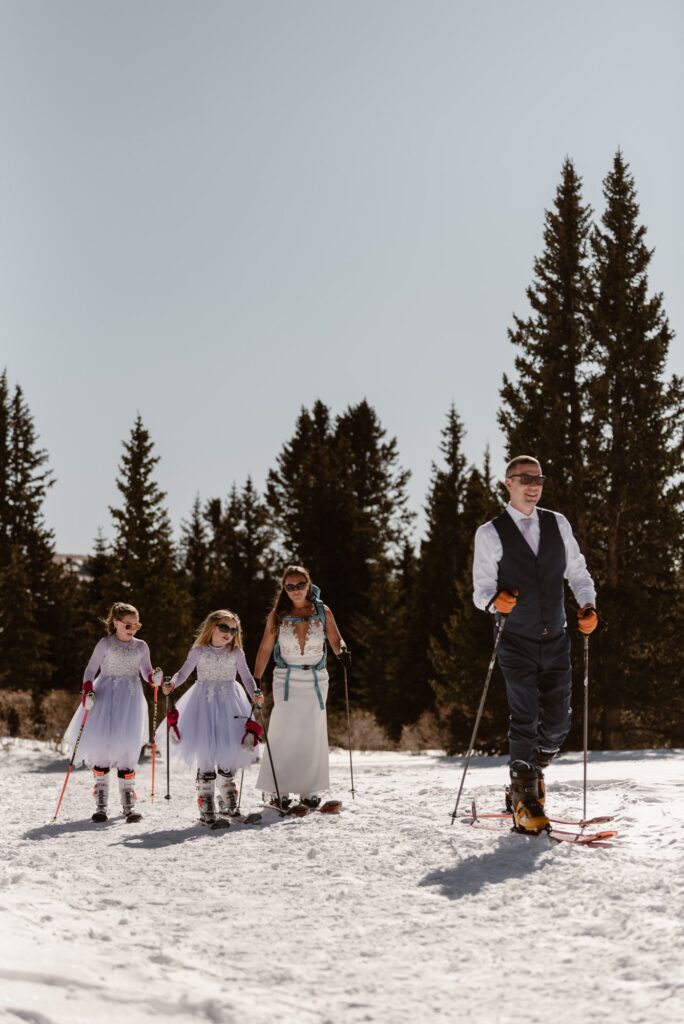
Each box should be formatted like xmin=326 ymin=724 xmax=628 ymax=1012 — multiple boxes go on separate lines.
xmin=397 ymin=710 xmax=449 ymax=752
xmin=328 ymin=709 xmax=392 ymax=751
xmin=0 ymin=691 xmax=35 ymax=739
xmin=42 ymin=690 xmax=79 ymax=745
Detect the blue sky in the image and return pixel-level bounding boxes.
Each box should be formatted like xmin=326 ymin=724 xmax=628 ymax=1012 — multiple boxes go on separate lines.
xmin=1 ymin=0 xmax=682 ymax=552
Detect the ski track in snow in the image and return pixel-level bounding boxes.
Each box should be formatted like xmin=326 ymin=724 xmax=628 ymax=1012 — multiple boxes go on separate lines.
xmin=1 ymin=741 xmax=683 ymax=1024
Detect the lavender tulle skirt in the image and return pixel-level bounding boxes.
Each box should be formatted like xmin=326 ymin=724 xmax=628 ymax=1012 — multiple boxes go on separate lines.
xmin=63 ymin=675 xmax=149 ymax=769
xmin=156 ymin=679 xmax=257 ymax=774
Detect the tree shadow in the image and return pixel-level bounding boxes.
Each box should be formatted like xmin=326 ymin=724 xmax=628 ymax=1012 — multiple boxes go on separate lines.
xmin=420 ymin=832 xmax=551 ymax=900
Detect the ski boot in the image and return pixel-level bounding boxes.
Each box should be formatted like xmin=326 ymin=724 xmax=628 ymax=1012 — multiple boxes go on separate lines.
xmin=118 ymin=769 xmax=142 ymax=823
xmin=216 ymin=769 xmax=239 ymax=816
xmin=509 ymin=761 xmax=549 ymax=833
xmin=301 ymin=795 xmax=321 ymax=810
xmin=504 ymin=748 xmax=557 ymax=812
xmin=269 ymin=793 xmax=292 ymax=812
xmin=92 ymin=766 xmax=109 ymax=822
xmin=197 ymin=770 xmax=230 ymax=828
xmin=534 ymin=748 xmax=558 ymax=810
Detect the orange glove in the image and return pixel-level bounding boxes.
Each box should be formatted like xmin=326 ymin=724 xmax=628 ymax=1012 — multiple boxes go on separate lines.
xmin=578 ymin=606 xmax=598 ymax=635
xmin=491 ymin=589 xmax=518 ymax=615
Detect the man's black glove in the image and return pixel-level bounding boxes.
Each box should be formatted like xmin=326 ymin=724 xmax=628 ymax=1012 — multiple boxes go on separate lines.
xmin=337 ymin=648 xmax=352 ymax=669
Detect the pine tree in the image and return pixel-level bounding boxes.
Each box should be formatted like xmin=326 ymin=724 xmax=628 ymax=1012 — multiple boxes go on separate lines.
xmin=429 ymin=459 xmax=504 ymax=753
xmin=499 ymin=158 xmax=594 ymax=546
xmin=227 ymin=477 xmax=278 ymax=662
xmin=415 ymin=406 xmax=471 ymax=698
xmin=109 ymin=416 xmax=191 ymax=671
xmin=267 ymin=400 xmax=414 ymax=715
xmin=0 ymin=375 xmax=57 ymax=703
xmin=586 ymin=151 xmax=684 ymax=743
xmin=180 ymin=495 xmax=211 ymax=623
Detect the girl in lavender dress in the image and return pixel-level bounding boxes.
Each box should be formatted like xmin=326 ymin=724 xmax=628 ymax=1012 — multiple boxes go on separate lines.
xmin=63 ymin=602 xmax=163 ymax=823
xmin=254 ymin=565 xmax=350 ymax=813
xmin=158 ymin=609 xmax=263 ymax=827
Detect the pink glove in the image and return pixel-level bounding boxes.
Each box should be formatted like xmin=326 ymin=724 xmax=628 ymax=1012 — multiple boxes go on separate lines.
xmin=81 ymin=680 xmax=95 ymax=708
xmin=166 ymin=707 xmax=181 ymax=741
xmin=241 ymin=719 xmax=264 ymax=750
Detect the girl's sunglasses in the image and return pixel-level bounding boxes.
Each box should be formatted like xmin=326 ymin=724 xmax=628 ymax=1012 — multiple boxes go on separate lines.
xmin=216 ymin=623 xmax=239 ymax=635
xmin=118 ymin=622 xmax=141 ymax=631
xmin=284 ymin=581 xmax=308 ymax=593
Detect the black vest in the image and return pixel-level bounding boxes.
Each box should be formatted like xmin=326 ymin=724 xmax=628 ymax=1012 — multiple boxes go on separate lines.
xmin=492 ymin=508 xmax=566 ymax=640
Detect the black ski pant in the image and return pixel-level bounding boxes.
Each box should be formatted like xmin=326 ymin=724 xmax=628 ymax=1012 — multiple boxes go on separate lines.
xmin=496 ymin=629 xmax=572 ymax=767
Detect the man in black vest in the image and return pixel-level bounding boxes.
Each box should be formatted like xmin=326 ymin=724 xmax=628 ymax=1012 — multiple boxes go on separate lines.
xmin=473 ymin=455 xmax=598 ymax=832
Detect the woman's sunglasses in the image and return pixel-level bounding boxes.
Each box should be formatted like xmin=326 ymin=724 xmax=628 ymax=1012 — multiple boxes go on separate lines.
xmin=284 ymin=581 xmax=308 ymax=593
xmin=216 ymin=623 xmax=239 ymax=635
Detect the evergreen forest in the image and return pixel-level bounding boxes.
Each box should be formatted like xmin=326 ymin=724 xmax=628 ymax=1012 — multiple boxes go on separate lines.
xmin=1 ymin=153 xmax=682 ymax=750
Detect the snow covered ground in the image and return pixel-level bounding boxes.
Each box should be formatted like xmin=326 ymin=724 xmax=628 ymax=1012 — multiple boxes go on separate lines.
xmin=1 ymin=740 xmax=683 ymax=1024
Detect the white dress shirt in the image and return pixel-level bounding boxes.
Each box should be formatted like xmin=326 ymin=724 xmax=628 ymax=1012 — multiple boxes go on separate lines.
xmin=472 ymin=504 xmax=596 ymax=612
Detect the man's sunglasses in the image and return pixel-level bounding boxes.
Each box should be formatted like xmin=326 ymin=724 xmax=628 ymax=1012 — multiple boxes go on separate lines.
xmin=509 ymin=473 xmax=546 ymax=486
xmin=216 ymin=623 xmax=239 ymax=635
xmin=284 ymin=581 xmax=308 ymax=593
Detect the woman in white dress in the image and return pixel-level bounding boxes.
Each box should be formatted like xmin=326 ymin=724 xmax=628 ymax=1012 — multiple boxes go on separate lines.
xmin=63 ymin=602 xmax=163 ymax=823
xmin=158 ymin=609 xmax=263 ymax=826
xmin=254 ymin=565 xmax=349 ymax=811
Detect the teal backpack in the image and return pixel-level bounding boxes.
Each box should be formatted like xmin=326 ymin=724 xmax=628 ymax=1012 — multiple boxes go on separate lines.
xmin=273 ymin=584 xmax=327 ymax=709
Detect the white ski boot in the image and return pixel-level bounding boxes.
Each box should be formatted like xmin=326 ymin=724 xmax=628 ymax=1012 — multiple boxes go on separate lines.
xmin=118 ymin=769 xmax=142 ymax=823
xmin=216 ymin=769 xmax=239 ymax=816
xmin=92 ymin=766 xmax=109 ymax=822
xmin=197 ymin=770 xmax=230 ymax=829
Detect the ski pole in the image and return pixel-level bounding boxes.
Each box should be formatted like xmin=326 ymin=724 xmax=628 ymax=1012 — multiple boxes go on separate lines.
xmin=165 ymin=681 xmax=172 ymax=801
xmin=52 ymin=706 xmax=90 ymax=822
xmin=236 ymin=769 xmax=245 ymax=815
xmin=234 ymin=703 xmax=256 ymax=816
xmin=342 ymin=663 xmax=356 ymax=799
xmin=255 ymin=705 xmax=286 ymax=815
xmin=450 ymin=615 xmax=506 ymax=824
xmin=151 ymin=682 xmax=159 ymax=801
xmin=582 ymin=634 xmax=589 ymax=821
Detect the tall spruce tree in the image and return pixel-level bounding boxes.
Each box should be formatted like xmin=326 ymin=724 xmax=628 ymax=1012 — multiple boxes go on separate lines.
xmin=586 ymin=151 xmax=684 ymax=744
xmin=499 ymin=158 xmax=593 ymax=546
xmin=0 ymin=374 xmax=57 ymax=700
xmin=415 ymin=406 xmax=471 ymax=699
xmin=428 ymin=457 xmax=503 ymax=753
xmin=109 ymin=416 xmax=190 ymax=671
xmin=267 ymin=400 xmax=413 ymax=714
xmin=180 ymin=494 xmax=211 ymax=623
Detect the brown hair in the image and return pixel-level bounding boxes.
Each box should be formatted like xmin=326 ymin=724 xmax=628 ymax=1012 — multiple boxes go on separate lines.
xmin=505 ymin=455 xmax=542 ymax=478
xmin=267 ymin=564 xmax=314 ymax=633
xmin=193 ymin=609 xmax=244 ymax=651
xmin=102 ymin=602 xmax=139 ymax=635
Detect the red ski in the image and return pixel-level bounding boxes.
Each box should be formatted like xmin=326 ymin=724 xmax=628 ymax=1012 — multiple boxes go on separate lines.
xmin=471 ymin=809 xmax=614 ymax=827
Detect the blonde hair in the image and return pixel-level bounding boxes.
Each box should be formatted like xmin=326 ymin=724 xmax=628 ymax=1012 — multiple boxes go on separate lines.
xmin=505 ymin=455 xmax=542 ymax=478
xmin=102 ymin=602 xmax=139 ymax=635
xmin=193 ymin=609 xmax=244 ymax=651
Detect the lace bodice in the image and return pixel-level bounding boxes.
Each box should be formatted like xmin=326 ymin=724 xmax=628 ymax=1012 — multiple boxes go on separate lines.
xmin=278 ymin=618 xmax=326 ymax=664
xmin=84 ymin=636 xmax=153 ymax=682
xmin=196 ymin=647 xmax=238 ymax=683
xmin=171 ymin=645 xmax=256 ymax=696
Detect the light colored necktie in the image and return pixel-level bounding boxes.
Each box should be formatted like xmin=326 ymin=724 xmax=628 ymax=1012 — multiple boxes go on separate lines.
xmin=519 ymin=516 xmax=538 ymax=555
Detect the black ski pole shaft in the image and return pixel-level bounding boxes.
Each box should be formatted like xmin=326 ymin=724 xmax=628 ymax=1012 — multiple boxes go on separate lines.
xmin=236 ymin=769 xmax=245 ymax=815
xmin=342 ymin=665 xmax=356 ymax=799
xmin=256 ymin=705 xmax=286 ymax=815
xmin=583 ymin=635 xmax=589 ymax=822
xmin=165 ymin=685 xmax=172 ymax=801
xmin=450 ymin=616 xmax=506 ymax=824
xmin=234 ymin=704 xmax=255 ymax=816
